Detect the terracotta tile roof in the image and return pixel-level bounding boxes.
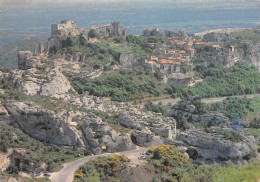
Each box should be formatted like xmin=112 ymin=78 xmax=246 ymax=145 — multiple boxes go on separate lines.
xmin=187 ymin=40 xmax=193 ymax=46
xmin=212 ymin=45 xmax=221 ymax=48
xmin=159 ymin=59 xmax=174 ymax=64
xmin=170 ymin=40 xmax=185 ymax=45
xmin=168 ymin=50 xmax=176 ymax=53
xmin=195 ymin=41 xmax=213 ymax=45
xmin=151 ymin=56 xmax=158 ymax=61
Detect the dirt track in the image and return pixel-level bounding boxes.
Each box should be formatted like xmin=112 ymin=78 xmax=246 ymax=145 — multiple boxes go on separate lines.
xmin=151 ymin=94 xmax=260 ymax=106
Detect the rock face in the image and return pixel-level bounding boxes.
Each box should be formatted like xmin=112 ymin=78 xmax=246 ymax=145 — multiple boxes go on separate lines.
xmin=195 ymin=32 xmax=260 ymax=71
xmin=90 ymin=22 xmax=127 ymax=38
xmin=17 ymin=51 xmax=41 ymax=70
xmin=117 ymin=103 xmax=177 ymax=147
xmin=2 ymin=101 xmax=136 ymax=155
xmin=64 ymin=52 xmax=88 ymax=62
xmin=132 ymin=129 xmax=163 ymax=147
xmin=119 ymin=53 xmax=137 ymax=68
xmin=239 ymin=41 xmax=260 ymax=71
xmin=4 ymin=101 xmax=84 ymax=147
xmin=9 ymin=67 xmax=74 ymax=98
xmin=177 ymin=129 xmax=256 ymax=164
xmin=165 ymin=96 xmax=230 ymax=127
xmin=143 ymin=28 xmax=161 ymax=36
xmin=165 ymin=31 xmax=189 ymax=41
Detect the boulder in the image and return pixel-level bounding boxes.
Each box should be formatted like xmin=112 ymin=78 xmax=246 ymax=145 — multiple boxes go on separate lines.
xmin=131 ymin=129 xmax=163 ymax=147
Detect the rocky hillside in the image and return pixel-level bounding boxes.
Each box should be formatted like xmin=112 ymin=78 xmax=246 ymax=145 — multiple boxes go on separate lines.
xmin=0 ymin=20 xmax=259 ymax=178
xmin=194 ymin=28 xmax=260 ymax=71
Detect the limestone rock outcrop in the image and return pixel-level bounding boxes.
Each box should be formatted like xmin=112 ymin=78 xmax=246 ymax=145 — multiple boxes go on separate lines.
xmin=143 ymin=28 xmax=161 ymax=37
xmin=9 ymin=67 xmax=74 ymax=98
xmin=177 ymin=129 xmax=256 ymax=164
xmin=17 ymin=51 xmax=41 ymax=70
xmin=2 ymin=101 xmax=136 ymax=154
xmin=165 ymin=96 xmax=230 ymax=127
xmin=90 ymin=22 xmax=127 ymax=38
xmin=195 ymin=32 xmax=260 ymax=71
xmin=165 ymin=96 xmax=257 ymax=163
xmin=165 ymin=31 xmax=189 ymax=41
xmin=4 ymin=101 xmax=85 ymax=147
xmin=131 ymin=129 xmax=163 ymax=147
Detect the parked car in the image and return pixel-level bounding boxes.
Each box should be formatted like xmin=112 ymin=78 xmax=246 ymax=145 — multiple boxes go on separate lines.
xmin=43 ymin=173 xmax=51 ymax=177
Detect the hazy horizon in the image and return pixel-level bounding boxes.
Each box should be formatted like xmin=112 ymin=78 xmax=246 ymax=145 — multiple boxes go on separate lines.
xmin=0 ymin=0 xmax=260 ymax=45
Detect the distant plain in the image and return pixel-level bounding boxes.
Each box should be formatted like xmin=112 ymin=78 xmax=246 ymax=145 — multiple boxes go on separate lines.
xmin=0 ymin=0 xmax=260 ymax=45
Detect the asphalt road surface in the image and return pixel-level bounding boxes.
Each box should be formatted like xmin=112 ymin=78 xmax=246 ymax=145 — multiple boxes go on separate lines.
xmin=50 ymin=148 xmax=149 ymax=182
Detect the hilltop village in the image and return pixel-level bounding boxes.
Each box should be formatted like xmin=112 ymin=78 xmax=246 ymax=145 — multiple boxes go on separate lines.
xmin=30 ymin=20 xmax=259 ymax=87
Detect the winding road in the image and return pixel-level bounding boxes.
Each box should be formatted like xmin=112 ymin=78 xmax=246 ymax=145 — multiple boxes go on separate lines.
xmin=50 ymin=93 xmax=260 ymax=182
xmin=50 ymin=148 xmax=149 ymax=182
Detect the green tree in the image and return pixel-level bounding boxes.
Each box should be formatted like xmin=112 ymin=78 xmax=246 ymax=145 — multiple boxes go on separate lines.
xmin=88 ymin=29 xmax=99 ymax=39
xmin=79 ymin=34 xmax=87 ymax=46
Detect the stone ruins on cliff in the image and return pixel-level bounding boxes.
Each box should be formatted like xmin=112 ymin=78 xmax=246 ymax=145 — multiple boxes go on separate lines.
xmin=34 ymin=20 xmax=87 ymax=55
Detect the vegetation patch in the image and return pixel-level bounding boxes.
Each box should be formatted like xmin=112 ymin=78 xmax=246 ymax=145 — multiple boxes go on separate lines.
xmin=144 ymin=101 xmax=171 ymax=114
xmin=210 ymin=97 xmax=259 ymax=120
xmin=209 ymin=97 xmax=260 ymax=145
xmin=146 ymin=145 xmax=260 ymax=182
xmin=74 ymin=155 xmax=128 ymax=182
xmin=167 ymin=62 xmax=260 ymax=98
xmin=68 ymin=73 xmax=161 ymax=102
xmin=229 ymin=28 xmax=260 ymax=43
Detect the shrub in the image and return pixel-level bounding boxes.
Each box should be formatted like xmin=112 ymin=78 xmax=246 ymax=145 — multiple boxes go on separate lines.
xmin=74 ymin=155 xmax=128 ymax=181
xmin=6 ymin=165 xmax=19 ymax=175
xmin=88 ymin=29 xmax=100 ymax=39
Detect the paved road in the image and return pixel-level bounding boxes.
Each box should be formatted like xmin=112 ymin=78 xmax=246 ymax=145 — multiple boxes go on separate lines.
xmin=151 ymin=94 xmax=260 ymax=105
xmin=50 ymin=148 xmax=148 ymax=182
